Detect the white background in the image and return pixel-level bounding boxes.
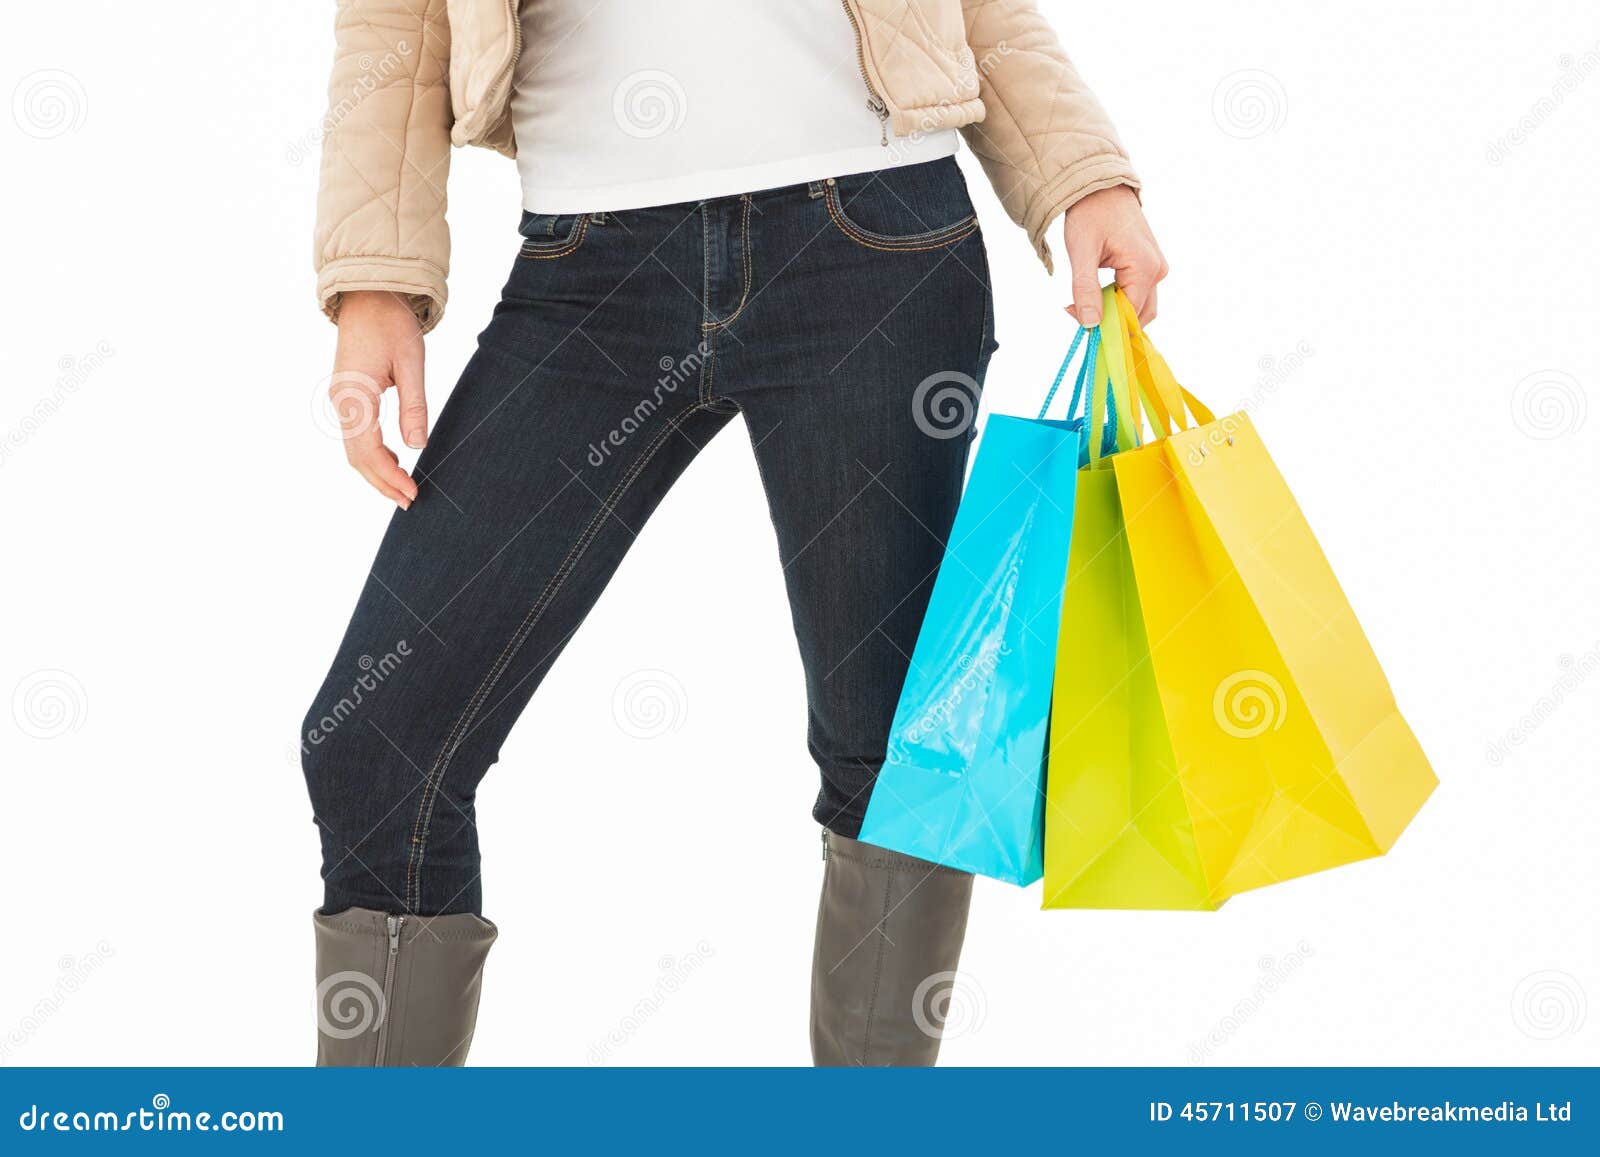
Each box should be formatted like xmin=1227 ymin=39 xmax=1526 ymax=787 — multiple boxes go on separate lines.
xmin=2 ymin=0 xmax=1596 ymax=1066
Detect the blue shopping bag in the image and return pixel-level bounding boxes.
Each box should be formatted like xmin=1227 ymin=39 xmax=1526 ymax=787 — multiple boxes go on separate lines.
xmin=860 ymin=328 xmax=1114 ymax=884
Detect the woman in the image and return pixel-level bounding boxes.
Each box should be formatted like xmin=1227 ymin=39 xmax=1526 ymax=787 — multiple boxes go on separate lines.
xmin=304 ymin=0 xmax=1165 ymax=1066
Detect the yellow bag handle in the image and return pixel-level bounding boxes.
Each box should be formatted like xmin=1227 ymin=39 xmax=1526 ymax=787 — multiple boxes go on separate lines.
xmin=1114 ymin=288 xmax=1215 ymax=428
xmin=1088 ymin=286 xmax=1135 ymax=460
xmin=1088 ymin=286 xmax=1214 ymax=462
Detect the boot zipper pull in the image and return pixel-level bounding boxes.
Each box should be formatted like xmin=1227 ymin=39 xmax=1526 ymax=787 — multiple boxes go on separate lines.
xmin=821 ymin=829 xmax=830 ymax=861
xmin=387 ymin=915 xmax=403 ymax=955
xmin=868 ymin=96 xmax=889 ymax=147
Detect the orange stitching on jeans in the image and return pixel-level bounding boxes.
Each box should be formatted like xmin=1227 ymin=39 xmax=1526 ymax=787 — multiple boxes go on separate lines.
xmin=824 ymin=186 xmax=977 ymax=253
xmin=703 ymin=195 xmax=754 ymax=331
xmin=403 ymin=403 xmax=706 ymax=910
xmin=518 ymin=215 xmax=589 ymax=260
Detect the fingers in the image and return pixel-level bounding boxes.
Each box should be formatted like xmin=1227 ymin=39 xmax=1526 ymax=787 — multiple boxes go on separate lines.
xmin=1064 ymin=226 xmax=1105 ymax=328
xmin=346 ymin=428 xmax=418 ymax=509
xmin=331 ymin=371 xmax=417 ymax=509
xmin=1114 ymin=244 xmax=1169 ymax=326
xmin=393 ymin=342 xmax=428 ymax=450
xmin=355 ymin=446 xmax=417 ymax=508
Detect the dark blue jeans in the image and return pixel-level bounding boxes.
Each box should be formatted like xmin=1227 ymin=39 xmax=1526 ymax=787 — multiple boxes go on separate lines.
xmin=302 ymin=157 xmax=995 ymax=916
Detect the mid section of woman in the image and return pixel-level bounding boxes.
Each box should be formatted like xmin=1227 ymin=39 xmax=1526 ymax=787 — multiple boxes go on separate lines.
xmin=304 ymin=0 xmax=1166 ymax=1065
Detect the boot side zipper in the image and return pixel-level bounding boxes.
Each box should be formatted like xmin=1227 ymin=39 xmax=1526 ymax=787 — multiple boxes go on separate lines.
xmin=375 ymin=915 xmax=404 ymax=1065
xmin=840 ymin=1 xmax=890 ymax=146
xmin=821 ymin=829 xmax=830 ymax=861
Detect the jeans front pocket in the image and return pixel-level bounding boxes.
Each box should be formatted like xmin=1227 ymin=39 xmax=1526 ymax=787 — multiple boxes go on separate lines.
xmin=822 ymin=159 xmax=978 ymax=253
xmin=517 ymin=212 xmax=590 ymax=259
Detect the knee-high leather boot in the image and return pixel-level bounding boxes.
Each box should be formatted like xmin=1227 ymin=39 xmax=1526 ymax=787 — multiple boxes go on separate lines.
xmin=810 ymin=831 xmax=974 ymax=1066
xmin=313 ymin=907 xmax=497 ymax=1066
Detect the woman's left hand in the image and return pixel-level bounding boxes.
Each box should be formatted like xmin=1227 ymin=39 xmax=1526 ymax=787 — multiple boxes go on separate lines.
xmin=1061 ymin=185 xmax=1168 ymax=328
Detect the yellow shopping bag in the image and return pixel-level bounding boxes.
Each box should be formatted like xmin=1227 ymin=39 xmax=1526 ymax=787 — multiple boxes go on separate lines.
xmin=1043 ymin=288 xmax=1435 ymax=908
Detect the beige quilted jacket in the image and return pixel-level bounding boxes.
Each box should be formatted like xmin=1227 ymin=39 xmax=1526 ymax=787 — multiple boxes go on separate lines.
xmin=314 ymin=0 xmax=1139 ymax=333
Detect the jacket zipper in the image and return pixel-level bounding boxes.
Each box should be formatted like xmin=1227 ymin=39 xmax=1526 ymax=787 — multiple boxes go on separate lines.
xmin=839 ymin=0 xmax=890 ymax=146
xmin=479 ymin=0 xmax=525 ymax=128
xmin=374 ymin=915 xmax=404 ymax=1065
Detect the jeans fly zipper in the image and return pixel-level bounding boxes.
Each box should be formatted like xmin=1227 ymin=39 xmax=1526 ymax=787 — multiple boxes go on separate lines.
xmin=840 ymin=0 xmax=890 ymax=145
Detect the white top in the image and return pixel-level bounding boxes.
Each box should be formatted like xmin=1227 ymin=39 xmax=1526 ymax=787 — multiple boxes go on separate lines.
xmin=510 ymin=0 xmax=959 ymax=213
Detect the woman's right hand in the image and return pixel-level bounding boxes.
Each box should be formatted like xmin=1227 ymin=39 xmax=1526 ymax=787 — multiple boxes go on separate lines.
xmin=329 ymin=290 xmax=427 ymax=509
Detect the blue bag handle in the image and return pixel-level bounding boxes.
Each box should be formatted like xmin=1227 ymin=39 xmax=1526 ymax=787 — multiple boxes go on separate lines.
xmin=1037 ymin=326 xmax=1117 ymax=456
